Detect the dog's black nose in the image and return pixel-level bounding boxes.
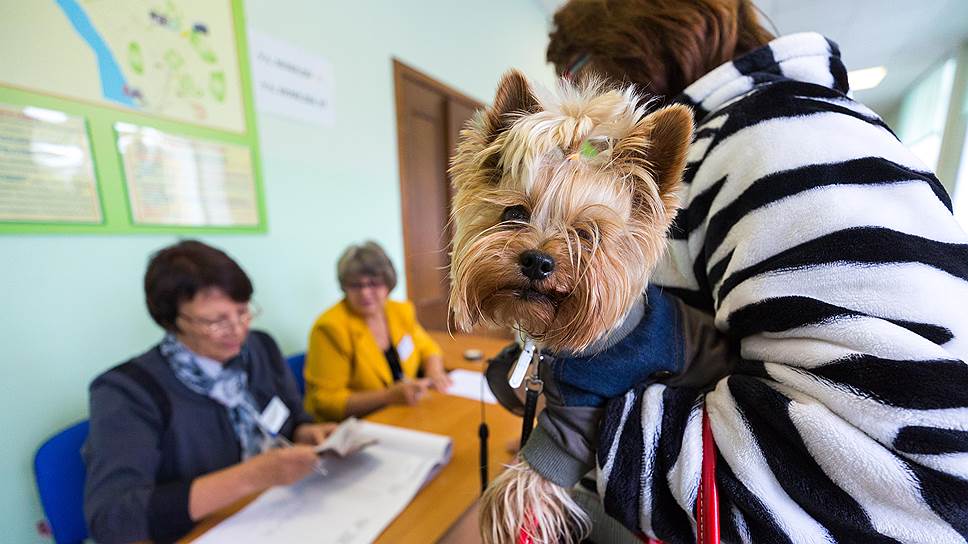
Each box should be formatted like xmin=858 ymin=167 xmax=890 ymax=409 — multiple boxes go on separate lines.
xmin=519 ymin=250 xmax=555 ymax=280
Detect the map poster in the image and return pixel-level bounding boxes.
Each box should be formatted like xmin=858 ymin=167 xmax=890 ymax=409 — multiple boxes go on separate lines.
xmin=116 ymin=122 xmax=258 ymax=227
xmin=0 ymin=104 xmax=102 ymax=223
xmin=0 ymin=1 xmax=246 ymax=133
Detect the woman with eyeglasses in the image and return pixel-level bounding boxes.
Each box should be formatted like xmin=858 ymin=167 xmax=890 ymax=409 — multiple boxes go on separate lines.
xmin=303 ymin=241 xmax=452 ymax=421
xmin=83 ymin=240 xmax=336 ymax=543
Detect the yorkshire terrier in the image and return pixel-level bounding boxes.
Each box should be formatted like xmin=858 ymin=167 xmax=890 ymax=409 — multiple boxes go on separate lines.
xmin=449 ymin=70 xmax=693 ymax=543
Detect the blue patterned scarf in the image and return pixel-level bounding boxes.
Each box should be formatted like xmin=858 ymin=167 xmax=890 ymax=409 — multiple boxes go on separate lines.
xmin=160 ymin=334 xmax=266 ymax=459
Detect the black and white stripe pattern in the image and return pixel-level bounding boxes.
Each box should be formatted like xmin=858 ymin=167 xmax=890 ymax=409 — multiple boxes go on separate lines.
xmin=598 ymin=33 xmax=968 ymax=544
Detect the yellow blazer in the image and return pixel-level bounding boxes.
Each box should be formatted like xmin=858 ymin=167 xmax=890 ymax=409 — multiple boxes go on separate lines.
xmin=304 ymin=299 xmax=443 ymax=421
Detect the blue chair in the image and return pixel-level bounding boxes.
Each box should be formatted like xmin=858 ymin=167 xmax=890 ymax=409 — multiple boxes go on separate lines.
xmin=34 ymin=420 xmax=89 ymax=544
xmin=287 ymin=352 xmax=306 ymax=396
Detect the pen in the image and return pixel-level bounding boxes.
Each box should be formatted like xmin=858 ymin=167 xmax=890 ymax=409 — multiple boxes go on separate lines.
xmin=243 ymin=402 xmax=328 ymax=476
xmin=271 ymin=432 xmax=328 ymax=476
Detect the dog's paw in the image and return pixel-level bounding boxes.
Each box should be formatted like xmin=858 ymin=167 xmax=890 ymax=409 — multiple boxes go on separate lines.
xmin=479 ymin=460 xmax=590 ymax=544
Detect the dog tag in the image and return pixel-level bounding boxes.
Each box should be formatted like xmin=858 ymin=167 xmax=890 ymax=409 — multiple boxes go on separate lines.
xmin=508 ymin=339 xmax=536 ymax=389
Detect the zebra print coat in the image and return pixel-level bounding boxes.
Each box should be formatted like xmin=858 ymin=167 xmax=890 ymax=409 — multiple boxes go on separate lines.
xmin=596 ymin=32 xmax=968 ymax=544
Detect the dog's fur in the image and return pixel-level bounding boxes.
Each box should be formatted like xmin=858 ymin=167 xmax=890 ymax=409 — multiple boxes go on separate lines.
xmin=449 ymin=71 xmax=693 ymax=543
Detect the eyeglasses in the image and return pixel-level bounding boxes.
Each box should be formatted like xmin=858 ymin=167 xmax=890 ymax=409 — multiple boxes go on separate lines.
xmin=343 ymin=279 xmax=386 ymax=292
xmin=178 ymin=302 xmax=261 ymax=336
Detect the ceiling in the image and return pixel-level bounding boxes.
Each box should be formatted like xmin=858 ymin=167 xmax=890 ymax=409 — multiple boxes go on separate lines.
xmin=533 ymin=0 xmax=968 ymax=115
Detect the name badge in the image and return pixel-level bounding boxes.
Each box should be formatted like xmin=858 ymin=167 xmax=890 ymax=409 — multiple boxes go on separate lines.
xmin=260 ymin=396 xmax=290 ymax=435
xmin=396 ymin=335 xmax=415 ymax=362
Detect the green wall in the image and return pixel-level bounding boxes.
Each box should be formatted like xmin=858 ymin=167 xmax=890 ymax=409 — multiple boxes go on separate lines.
xmin=0 ymin=1 xmax=555 ymax=541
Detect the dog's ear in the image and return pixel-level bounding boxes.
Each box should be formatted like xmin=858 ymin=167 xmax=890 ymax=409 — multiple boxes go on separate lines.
xmin=452 ymin=71 xmax=539 ymax=190
xmin=484 ymin=70 xmax=541 ymax=141
xmin=640 ymin=104 xmax=693 ymax=197
xmin=614 ymin=104 xmax=693 ymax=222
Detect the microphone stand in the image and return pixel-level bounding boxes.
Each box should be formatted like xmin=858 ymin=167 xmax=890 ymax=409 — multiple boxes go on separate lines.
xmin=479 ymin=368 xmax=489 ymax=494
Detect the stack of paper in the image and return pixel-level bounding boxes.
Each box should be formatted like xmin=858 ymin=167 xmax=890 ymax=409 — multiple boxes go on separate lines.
xmin=315 ymin=417 xmax=377 ymax=458
xmin=194 ymin=422 xmax=452 ymax=544
xmin=445 ymin=369 xmax=498 ymax=404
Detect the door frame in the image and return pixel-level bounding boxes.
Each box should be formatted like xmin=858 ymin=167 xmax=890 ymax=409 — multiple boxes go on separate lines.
xmin=392 ymin=59 xmax=482 ymax=327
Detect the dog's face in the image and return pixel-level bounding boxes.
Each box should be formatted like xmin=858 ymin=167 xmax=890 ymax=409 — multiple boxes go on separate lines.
xmin=449 ymin=71 xmax=692 ymax=352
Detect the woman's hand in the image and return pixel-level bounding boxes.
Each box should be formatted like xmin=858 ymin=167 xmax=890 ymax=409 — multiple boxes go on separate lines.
xmin=422 ymin=354 xmax=452 ymax=391
xmin=246 ymin=445 xmax=320 ymax=488
xmin=388 ymin=379 xmax=430 ymax=405
xmin=293 ymin=422 xmax=338 ymax=446
xmin=189 ymin=444 xmax=320 ymax=520
xmin=426 ymin=368 xmax=453 ymax=392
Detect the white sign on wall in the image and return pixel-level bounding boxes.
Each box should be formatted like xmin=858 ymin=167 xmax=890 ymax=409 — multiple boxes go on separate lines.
xmin=249 ymin=31 xmax=334 ymax=127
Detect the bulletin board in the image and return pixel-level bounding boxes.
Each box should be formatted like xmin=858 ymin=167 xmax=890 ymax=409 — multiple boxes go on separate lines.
xmin=0 ymin=0 xmax=266 ymax=234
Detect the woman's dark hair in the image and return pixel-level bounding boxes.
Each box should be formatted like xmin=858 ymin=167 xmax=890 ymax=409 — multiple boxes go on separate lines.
xmin=547 ymin=0 xmax=774 ymax=100
xmin=144 ymin=240 xmax=253 ymax=331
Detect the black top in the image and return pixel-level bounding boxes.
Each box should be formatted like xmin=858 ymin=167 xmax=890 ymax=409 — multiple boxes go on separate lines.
xmin=82 ymin=330 xmax=313 ymax=544
xmin=383 ymin=343 xmax=403 ymax=382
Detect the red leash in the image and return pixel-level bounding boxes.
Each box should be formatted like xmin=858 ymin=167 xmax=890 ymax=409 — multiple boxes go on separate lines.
xmin=697 ymin=405 xmax=720 ymax=544
xmin=646 ymin=405 xmax=719 ymax=544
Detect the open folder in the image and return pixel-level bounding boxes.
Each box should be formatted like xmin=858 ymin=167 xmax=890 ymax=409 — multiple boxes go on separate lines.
xmin=194 ymin=422 xmax=453 ymax=544
xmin=314 ymin=417 xmax=378 ymax=458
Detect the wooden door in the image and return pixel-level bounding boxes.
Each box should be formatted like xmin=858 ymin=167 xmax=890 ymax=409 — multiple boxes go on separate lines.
xmin=394 ymin=61 xmax=481 ymax=331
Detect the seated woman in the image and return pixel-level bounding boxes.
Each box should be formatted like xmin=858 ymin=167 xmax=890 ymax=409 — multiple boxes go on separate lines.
xmin=304 ymin=241 xmax=452 ymax=421
xmin=83 ymin=240 xmax=335 ymax=544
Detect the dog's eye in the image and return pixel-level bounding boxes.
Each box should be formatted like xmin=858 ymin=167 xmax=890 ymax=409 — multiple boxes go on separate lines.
xmin=500 ymin=205 xmax=530 ymax=224
xmin=576 ymin=228 xmax=593 ymax=242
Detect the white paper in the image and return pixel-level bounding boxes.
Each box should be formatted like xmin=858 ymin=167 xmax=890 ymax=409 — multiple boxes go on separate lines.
xmin=445 ymin=369 xmax=497 ymax=404
xmin=355 ymin=421 xmax=452 ymax=464
xmin=249 ymin=31 xmax=334 ymax=127
xmin=314 ymin=417 xmax=376 ymax=457
xmin=195 ymin=422 xmax=451 ymax=544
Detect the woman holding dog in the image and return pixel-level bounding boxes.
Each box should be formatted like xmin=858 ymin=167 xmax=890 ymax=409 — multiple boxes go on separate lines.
xmin=477 ymin=1 xmax=968 ymax=543
xmin=303 ymin=241 xmax=452 ymax=421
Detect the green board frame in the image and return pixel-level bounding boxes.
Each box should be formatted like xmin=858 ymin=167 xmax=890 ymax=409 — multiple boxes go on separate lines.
xmin=0 ymin=0 xmax=266 ymax=234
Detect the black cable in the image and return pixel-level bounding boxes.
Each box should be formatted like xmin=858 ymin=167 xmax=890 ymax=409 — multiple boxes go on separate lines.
xmin=520 ymin=385 xmax=539 ymax=449
xmin=479 ymin=368 xmax=489 ymax=494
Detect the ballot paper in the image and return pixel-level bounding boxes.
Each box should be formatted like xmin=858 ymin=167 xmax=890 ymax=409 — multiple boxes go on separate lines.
xmin=194 ymin=422 xmax=452 ymax=544
xmin=314 ymin=417 xmax=377 ymax=457
xmin=444 ymin=369 xmax=498 ymax=404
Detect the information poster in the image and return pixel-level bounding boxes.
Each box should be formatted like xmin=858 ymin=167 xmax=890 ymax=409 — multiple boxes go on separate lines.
xmin=0 ymin=104 xmax=101 ymax=223
xmin=249 ymin=31 xmax=335 ymax=127
xmin=116 ymin=122 xmax=258 ymax=226
xmin=0 ymin=0 xmax=246 ymax=132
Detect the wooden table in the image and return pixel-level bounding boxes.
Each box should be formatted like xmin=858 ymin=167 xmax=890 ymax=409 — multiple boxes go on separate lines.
xmin=182 ymin=332 xmax=518 ymax=544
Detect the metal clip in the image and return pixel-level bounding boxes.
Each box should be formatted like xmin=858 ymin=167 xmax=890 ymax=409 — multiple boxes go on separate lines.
xmin=525 ymin=375 xmax=543 ymax=395
xmin=525 ymin=354 xmax=543 ymax=395
xmin=509 ymin=338 xmax=536 ymax=388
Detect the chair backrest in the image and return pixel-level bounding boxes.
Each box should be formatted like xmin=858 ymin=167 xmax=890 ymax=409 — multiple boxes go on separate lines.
xmin=287 ymin=352 xmax=306 ymax=396
xmin=34 ymin=420 xmax=89 ymax=544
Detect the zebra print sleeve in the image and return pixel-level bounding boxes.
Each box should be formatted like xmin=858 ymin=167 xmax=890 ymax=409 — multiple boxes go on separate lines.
xmin=598 ymin=87 xmax=968 ymax=544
